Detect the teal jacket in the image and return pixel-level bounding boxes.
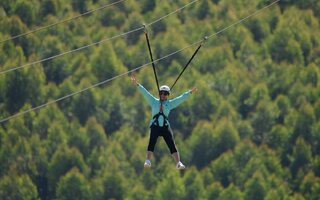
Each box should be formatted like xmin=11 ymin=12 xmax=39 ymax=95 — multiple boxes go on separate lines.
xmin=137 ymin=84 xmax=191 ymax=127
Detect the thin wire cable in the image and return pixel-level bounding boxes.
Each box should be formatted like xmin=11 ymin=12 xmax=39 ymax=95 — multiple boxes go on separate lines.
xmin=207 ymin=0 xmax=280 ymax=39
xmin=0 ymin=40 xmax=201 ymax=124
xmin=0 ymin=26 xmax=144 ymax=75
xmin=0 ymin=68 xmax=139 ymax=124
xmin=0 ymin=0 xmax=199 ymax=75
xmin=0 ymin=0 xmax=127 ymax=44
xmin=0 ymin=0 xmax=279 ymax=124
xmin=145 ymin=0 xmax=198 ymax=27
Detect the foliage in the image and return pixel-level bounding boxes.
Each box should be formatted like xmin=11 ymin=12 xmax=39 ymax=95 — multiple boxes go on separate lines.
xmin=0 ymin=173 xmax=39 ymax=200
xmin=56 ymin=168 xmax=91 ymax=200
xmin=0 ymin=0 xmax=319 ymax=199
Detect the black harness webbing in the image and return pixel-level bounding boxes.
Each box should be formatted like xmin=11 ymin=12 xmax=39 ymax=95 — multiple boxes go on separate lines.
xmin=170 ymin=37 xmax=207 ymax=91
xmin=152 ymin=102 xmax=168 ymax=127
xmin=144 ymin=25 xmax=160 ymax=96
xmin=152 ymin=112 xmax=168 ymax=127
xmin=144 ymin=24 xmax=207 ymax=94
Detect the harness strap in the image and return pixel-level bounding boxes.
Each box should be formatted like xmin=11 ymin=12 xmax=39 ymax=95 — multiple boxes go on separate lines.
xmin=144 ymin=25 xmax=160 ymax=97
xmin=170 ymin=36 xmax=208 ymax=91
xmin=152 ymin=112 xmax=168 ymax=127
xmin=152 ymin=101 xmax=168 ymax=126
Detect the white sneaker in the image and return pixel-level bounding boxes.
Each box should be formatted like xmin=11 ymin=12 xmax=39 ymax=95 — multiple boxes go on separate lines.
xmin=144 ymin=160 xmax=151 ymax=168
xmin=176 ymin=161 xmax=186 ymax=170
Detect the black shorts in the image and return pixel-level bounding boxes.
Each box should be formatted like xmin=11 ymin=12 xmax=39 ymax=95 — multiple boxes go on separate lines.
xmin=147 ymin=125 xmax=177 ymax=154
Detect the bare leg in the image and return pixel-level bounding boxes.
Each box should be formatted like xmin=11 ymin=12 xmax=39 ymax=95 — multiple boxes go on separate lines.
xmin=172 ymin=152 xmax=180 ymax=164
xmin=146 ymin=151 xmax=153 ymax=160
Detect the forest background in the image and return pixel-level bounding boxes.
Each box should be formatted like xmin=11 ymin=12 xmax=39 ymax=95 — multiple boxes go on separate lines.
xmin=0 ymin=0 xmax=320 ymax=199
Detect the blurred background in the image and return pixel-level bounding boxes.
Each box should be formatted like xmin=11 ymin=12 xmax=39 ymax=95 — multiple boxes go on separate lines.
xmin=0 ymin=0 xmax=319 ymax=199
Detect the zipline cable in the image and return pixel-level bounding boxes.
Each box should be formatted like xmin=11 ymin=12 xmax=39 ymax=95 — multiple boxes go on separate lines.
xmin=0 ymin=0 xmax=280 ymax=124
xmin=144 ymin=0 xmax=198 ymax=28
xmin=142 ymin=0 xmax=199 ymax=95
xmin=0 ymin=0 xmax=199 ymax=75
xmin=170 ymin=0 xmax=280 ymax=90
xmin=207 ymin=0 xmax=280 ymax=40
xmin=0 ymin=0 xmax=127 ymax=44
xmin=0 ymin=40 xmax=202 ymax=124
xmin=0 ymin=26 xmax=143 ymax=75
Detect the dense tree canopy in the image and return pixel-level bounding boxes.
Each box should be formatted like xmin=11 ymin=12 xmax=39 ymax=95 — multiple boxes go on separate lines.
xmin=0 ymin=0 xmax=319 ymax=199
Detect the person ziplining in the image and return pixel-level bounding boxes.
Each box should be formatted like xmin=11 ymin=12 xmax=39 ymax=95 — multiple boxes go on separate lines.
xmin=129 ymin=26 xmax=204 ymax=170
xmin=131 ymin=76 xmax=197 ymax=169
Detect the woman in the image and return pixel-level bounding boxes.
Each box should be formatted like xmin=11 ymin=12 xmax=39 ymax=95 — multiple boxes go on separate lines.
xmin=131 ymin=76 xmax=197 ymax=170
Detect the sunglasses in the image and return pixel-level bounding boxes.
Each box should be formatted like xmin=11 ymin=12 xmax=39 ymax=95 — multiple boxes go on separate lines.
xmin=159 ymin=91 xmax=169 ymax=96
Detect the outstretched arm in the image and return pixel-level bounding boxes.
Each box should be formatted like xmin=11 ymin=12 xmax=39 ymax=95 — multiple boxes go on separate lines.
xmin=131 ymin=75 xmax=157 ymax=105
xmin=170 ymin=87 xmax=197 ymax=109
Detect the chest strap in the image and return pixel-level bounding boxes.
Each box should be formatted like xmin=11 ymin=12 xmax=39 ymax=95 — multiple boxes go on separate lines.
xmin=152 ymin=112 xmax=168 ymax=127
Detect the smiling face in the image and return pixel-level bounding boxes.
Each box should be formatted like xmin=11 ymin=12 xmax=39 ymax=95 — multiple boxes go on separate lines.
xmin=159 ymin=90 xmax=169 ymax=101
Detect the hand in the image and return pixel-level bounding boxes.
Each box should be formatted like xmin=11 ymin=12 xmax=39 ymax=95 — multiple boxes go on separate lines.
xmin=190 ymin=87 xmax=197 ymax=94
xmin=130 ymin=75 xmax=138 ymax=86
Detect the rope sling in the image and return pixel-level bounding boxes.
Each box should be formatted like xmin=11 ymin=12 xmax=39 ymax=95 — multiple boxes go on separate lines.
xmin=143 ymin=25 xmax=207 ymax=93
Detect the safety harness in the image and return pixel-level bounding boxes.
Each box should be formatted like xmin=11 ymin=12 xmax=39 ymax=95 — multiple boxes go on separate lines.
xmin=152 ymin=112 xmax=168 ymax=127
xmin=144 ymin=25 xmax=206 ymax=127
